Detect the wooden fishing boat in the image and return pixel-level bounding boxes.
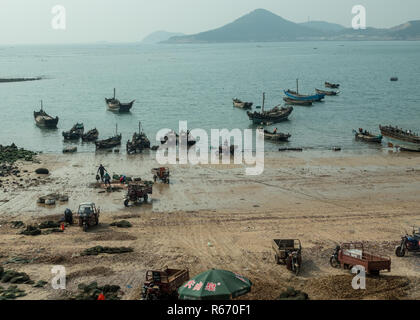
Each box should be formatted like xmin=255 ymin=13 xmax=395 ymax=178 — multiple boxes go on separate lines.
xmin=105 ymin=88 xmax=135 ymax=112
xmin=390 ymin=77 xmax=398 ymax=82
xmin=325 ymin=82 xmax=340 ymax=89
xmin=160 ymin=130 xmax=196 ymax=147
xmin=283 ymin=97 xmax=312 ymax=106
xmin=260 ymin=128 xmax=291 ymax=142
xmin=232 ymin=98 xmax=253 ymax=109
xmin=127 ymin=122 xmax=151 ymax=154
xmin=95 ymin=134 xmax=122 ymax=149
xmin=82 ymin=128 xmax=99 ymax=142
xmin=63 ymin=123 xmax=84 ymax=140
xmin=353 ymin=129 xmax=382 ymax=143
xmin=34 ymin=101 xmax=59 ymax=128
xmin=315 ymin=88 xmax=339 ymax=96
xmin=379 ymin=125 xmax=420 ymax=145
xmin=284 ymin=90 xmax=324 ymax=102
xmin=247 ymin=93 xmax=293 ymax=124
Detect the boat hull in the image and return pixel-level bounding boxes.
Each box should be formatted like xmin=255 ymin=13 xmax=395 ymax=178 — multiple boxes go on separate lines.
xmin=284 ymin=90 xmax=324 ymax=102
xmin=247 ymin=107 xmax=293 ymax=124
xmin=354 ymin=133 xmax=382 ymax=143
xmin=106 ymin=98 xmax=135 ymax=113
xmin=283 ymin=97 xmax=312 ymax=106
xmin=34 ymin=111 xmax=59 ymax=128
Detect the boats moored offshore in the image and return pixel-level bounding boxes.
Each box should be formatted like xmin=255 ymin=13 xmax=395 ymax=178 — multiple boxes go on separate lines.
xmin=33 ymin=101 xmax=59 ymax=128
xmin=379 ymin=125 xmax=420 ymax=151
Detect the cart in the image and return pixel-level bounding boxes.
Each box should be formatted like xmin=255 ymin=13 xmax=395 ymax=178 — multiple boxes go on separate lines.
xmin=142 ymin=268 xmax=189 ymax=300
xmin=272 ymin=239 xmax=302 ymax=275
xmin=124 ymin=182 xmax=153 ymax=207
xmin=76 ymin=202 xmax=100 ymax=232
xmin=330 ymin=243 xmax=391 ymax=275
xmin=152 ymin=167 xmax=170 ymax=184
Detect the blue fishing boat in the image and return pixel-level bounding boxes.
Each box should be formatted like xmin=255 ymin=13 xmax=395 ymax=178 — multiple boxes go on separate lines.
xmin=284 ymin=90 xmax=325 ymax=102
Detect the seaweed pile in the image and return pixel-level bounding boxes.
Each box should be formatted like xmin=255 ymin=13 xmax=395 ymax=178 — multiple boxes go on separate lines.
xmin=277 ymin=287 xmax=309 ymax=300
xmin=80 ymin=246 xmax=133 ymax=256
xmin=110 ymin=220 xmax=132 ymax=228
xmin=0 ymin=144 xmax=36 ymax=165
xmin=70 ymin=282 xmax=121 ymax=300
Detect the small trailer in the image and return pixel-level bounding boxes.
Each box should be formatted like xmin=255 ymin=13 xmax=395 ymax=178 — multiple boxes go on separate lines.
xmin=330 ymin=243 xmax=391 ymax=275
xmin=142 ymin=268 xmax=190 ymax=300
xmin=124 ymin=182 xmax=153 ymax=207
xmin=272 ymin=239 xmax=302 ymax=275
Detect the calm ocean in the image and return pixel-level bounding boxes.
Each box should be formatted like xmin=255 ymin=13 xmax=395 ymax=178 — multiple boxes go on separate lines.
xmin=0 ymin=41 xmax=419 ymax=153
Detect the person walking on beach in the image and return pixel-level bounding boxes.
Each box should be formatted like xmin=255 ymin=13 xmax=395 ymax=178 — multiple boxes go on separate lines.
xmin=104 ymin=172 xmax=111 ymax=187
xmin=97 ymin=164 xmax=107 ymax=182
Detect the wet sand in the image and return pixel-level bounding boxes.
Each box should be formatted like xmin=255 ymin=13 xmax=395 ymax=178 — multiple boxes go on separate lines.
xmin=0 ymin=150 xmax=420 ymax=300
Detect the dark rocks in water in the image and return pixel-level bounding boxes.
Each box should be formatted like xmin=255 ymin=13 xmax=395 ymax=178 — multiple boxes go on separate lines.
xmin=277 ymin=287 xmax=309 ymax=300
xmin=110 ymin=220 xmax=132 ymax=228
xmin=80 ymin=246 xmax=133 ymax=256
xmin=71 ymin=281 xmax=121 ymax=300
xmin=20 ymin=225 xmax=42 ymax=236
xmin=35 ymin=168 xmax=49 ymax=174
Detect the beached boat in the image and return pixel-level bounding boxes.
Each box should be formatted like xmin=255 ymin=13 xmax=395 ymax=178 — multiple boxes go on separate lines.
xmin=353 ymin=129 xmax=383 ymax=143
xmin=379 ymin=125 xmax=420 ymax=146
xmin=283 ymin=97 xmax=312 ymax=106
xmin=232 ymin=98 xmax=253 ymax=109
xmin=260 ymin=128 xmax=291 ymax=142
xmin=105 ymin=88 xmax=135 ymax=112
xmin=284 ymin=90 xmax=324 ymax=102
xmin=82 ymin=128 xmax=99 ymax=142
xmin=315 ymin=88 xmax=339 ymax=96
xmin=95 ymin=134 xmax=122 ymax=149
xmin=33 ymin=101 xmax=59 ymax=128
xmin=62 ymin=123 xmax=84 ymax=140
xmin=160 ymin=130 xmax=196 ymax=147
xmin=247 ymin=93 xmax=293 ymax=124
xmin=127 ymin=122 xmax=151 ymax=154
xmin=325 ymin=82 xmax=340 ymax=89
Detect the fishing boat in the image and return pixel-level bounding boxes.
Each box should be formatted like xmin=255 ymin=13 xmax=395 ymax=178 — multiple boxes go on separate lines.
xmin=82 ymin=128 xmax=99 ymax=142
xmin=62 ymin=123 xmax=84 ymax=140
xmin=33 ymin=101 xmax=59 ymax=128
xmin=284 ymin=90 xmax=324 ymax=102
xmin=379 ymin=125 xmax=420 ymax=144
xmin=259 ymin=128 xmax=291 ymax=142
xmin=232 ymin=98 xmax=253 ymax=109
xmin=247 ymin=93 xmax=293 ymax=124
xmin=390 ymin=77 xmax=398 ymax=82
xmin=160 ymin=130 xmax=196 ymax=147
xmin=283 ymin=97 xmax=312 ymax=106
xmin=95 ymin=125 xmax=122 ymax=149
xmin=315 ymin=88 xmax=339 ymax=96
xmin=105 ymin=88 xmax=135 ymax=113
xmin=126 ymin=122 xmax=151 ymax=154
xmin=325 ymin=82 xmax=340 ymax=89
xmin=353 ymin=129 xmax=383 ymax=143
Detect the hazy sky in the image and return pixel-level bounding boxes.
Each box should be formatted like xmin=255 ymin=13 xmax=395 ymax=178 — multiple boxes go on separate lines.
xmin=1 ymin=0 xmax=419 ymax=44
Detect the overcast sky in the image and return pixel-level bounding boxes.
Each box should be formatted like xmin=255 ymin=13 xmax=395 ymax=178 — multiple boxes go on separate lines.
xmin=1 ymin=0 xmax=419 ymax=44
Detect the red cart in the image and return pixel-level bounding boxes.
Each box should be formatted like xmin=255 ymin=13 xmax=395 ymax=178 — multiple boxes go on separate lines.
xmin=330 ymin=243 xmax=391 ymax=275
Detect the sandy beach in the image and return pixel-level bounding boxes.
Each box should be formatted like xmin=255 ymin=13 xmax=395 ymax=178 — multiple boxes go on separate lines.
xmin=1 ymin=150 xmax=420 ymax=300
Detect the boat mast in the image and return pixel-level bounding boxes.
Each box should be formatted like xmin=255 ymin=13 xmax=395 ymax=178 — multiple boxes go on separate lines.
xmin=113 ymin=88 xmax=116 ymax=100
xmin=40 ymin=100 xmax=43 ymax=111
xmin=262 ymin=92 xmax=265 ymax=113
xmin=296 ymin=79 xmax=299 ymax=94
xmin=115 ymin=123 xmax=118 ymax=135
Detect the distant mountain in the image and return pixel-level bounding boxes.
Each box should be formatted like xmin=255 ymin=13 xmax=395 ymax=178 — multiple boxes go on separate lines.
xmin=163 ymin=9 xmax=420 ymax=43
xmin=164 ymin=9 xmax=324 ymax=43
xmin=142 ymin=31 xmax=185 ymax=44
xmin=299 ymin=21 xmax=345 ymax=33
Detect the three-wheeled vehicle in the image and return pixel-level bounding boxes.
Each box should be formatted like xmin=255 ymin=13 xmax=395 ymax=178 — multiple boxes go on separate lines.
xmin=272 ymin=239 xmax=302 ymax=275
xmin=76 ymin=202 xmax=100 ymax=232
xmin=330 ymin=242 xmax=391 ymax=275
xmin=152 ymin=167 xmax=170 ymax=184
xmin=395 ymin=227 xmax=420 ymax=257
xmin=142 ymin=268 xmax=190 ymax=300
xmin=124 ymin=182 xmax=153 ymax=207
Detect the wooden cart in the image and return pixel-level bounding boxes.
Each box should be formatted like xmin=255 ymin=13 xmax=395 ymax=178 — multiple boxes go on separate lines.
xmin=142 ymin=268 xmax=189 ymax=300
xmin=124 ymin=182 xmax=153 ymax=207
xmin=272 ymin=239 xmax=302 ymax=275
xmin=152 ymin=167 xmax=170 ymax=184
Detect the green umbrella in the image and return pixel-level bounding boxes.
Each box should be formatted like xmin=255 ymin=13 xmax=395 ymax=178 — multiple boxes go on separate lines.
xmin=178 ymin=269 xmax=252 ymax=300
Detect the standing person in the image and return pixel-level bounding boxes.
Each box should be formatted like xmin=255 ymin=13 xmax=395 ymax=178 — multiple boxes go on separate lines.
xmin=104 ymin=172 xmax=111 ymax=187
xmin=97 ymin=164 xmax=107 ymax=182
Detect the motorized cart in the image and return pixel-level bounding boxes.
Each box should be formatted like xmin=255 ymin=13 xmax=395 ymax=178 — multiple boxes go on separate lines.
xmin=152 ymin=167 xmax=170 ymax=184
xmin=76 ymin=202 xmax=100 ymax=232
xmin=330 ymin=243 xmax=391 ymax=275
xmin=124 ymin=182 xmax=153 ymax=207
xmin=396 ymin=227 xmax=420 ymax=257
xmin=272 ymin=239 xmax=302 ymax=275
xmin=142 ymin=268 xmax=190 ymax=300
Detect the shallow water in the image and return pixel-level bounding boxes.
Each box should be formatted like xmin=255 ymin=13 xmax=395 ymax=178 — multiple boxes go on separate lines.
xmin=0 ymin=41 xmax=419 ymax=153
